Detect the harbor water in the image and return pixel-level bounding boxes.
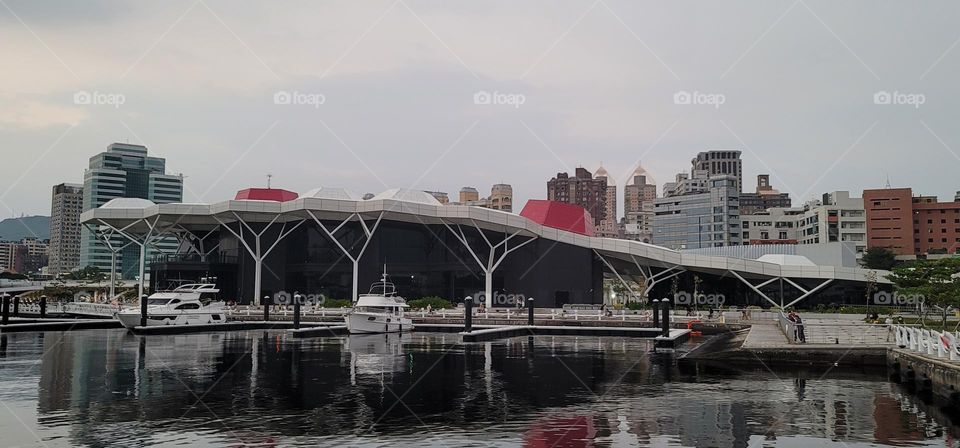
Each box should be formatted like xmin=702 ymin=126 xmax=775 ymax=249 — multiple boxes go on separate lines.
xmin=0 ymin=330 xmax=956 ymax=447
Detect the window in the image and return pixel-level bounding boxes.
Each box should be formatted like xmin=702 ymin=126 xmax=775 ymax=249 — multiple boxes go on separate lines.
xmin=175 ymin=303 xmax=201 ymax=310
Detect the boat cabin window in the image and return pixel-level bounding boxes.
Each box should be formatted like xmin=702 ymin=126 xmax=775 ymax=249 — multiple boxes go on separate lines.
xmin=356 ymin=306 xmax=401 ymax=314
xmin=175 ymin=303 xmax=201 ymax=310
xmin=198 ymin=292 xmax=218 ymax=304
xmin=147 ymin=298 xmax=171 ymax=306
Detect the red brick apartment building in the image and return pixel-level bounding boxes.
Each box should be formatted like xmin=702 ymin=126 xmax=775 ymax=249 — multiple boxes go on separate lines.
xmin=864 ymin=188 xmax=960 ymax=256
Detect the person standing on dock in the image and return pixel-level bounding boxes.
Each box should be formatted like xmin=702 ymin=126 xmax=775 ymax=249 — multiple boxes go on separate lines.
xmin=793 ymin=312 xmax=806 ymax=343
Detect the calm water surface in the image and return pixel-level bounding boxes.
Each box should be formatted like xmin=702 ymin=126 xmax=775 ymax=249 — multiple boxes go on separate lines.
xmin=0 ymin=330 xmax=956 ymax=447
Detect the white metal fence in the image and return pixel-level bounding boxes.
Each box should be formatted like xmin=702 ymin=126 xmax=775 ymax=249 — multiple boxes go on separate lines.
xmin=892 ymin=325 xmax=960 ymax=361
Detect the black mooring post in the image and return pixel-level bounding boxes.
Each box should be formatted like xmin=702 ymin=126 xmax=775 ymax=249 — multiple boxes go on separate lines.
xmin=464 ymin=297 xmax=473 ymax=333
xmin=293 ymin=294 xmax=302 ymax=330
xmin=39 ymin=296 xmax=47 ymax=319
xmin=651 ymin=299 xmax=659 ymax=328
xmin=140 ymin=294 xmax=148 ymax=327
xmin=1 ymin=296 xmax=9 ymax=325
xmin=661 ymin=299 xmax=671 ymax=337
xmin=527 ymin=297 xmax=534 ymax=326
xmin=263 ymin=295 xmax=270 ymax=322
xmin=12 ymin=297 xmax=19 ymax=317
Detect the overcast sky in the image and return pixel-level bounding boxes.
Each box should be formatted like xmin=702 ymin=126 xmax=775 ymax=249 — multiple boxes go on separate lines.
xmin=2 ymin=0 xmax=959 ymax=219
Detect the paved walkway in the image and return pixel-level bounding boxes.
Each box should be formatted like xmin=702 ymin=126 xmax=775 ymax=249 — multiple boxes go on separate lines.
xmin=741 ymin=318 xmax=895 ymax=349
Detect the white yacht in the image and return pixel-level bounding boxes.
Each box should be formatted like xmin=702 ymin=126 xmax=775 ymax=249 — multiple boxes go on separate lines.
xmin=346 ymin=273 xmax=413 ymax=334
xmin=115 ymin=283 xmax=227 ymax=329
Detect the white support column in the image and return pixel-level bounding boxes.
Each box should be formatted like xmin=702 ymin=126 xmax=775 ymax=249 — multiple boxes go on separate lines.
xmin=307 ymin=211 xmax=384 ymax=303
xmin=442 ymin=220 xmax=537 ymax=308
xmin=728 ymin=270 xmax=781 ymax=309
xmin=214 ymin=213 xmax=306 ymax=305
xmin=98 ymin=217 xmax=161 ymax=300
xmin=86 ymin=223 xmax=136 ymax=300
xmin=782 ymin=279 xmax=833 ymax=309
xmin=594 ymin=250 xmax=640 ymax=304
xmin=630 ymin=255 xmax=684 ymax=301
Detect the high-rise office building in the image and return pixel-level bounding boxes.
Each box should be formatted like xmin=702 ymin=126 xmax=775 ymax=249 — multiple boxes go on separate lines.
xmin=547 ymin=168 xmax=607 ymax=228
xmin=79 ymin=143 xmax=183 ymax=279
xmin=740 ymin=174 xmax=791 ymax=215
xmin=623 ymin=164 xmax=657 ymax=242
xmin=49 ymin=183 xmax=83 ymax=275
xmin=593 ymin=166 xmax=618 ymax=237
xmin=692 ymin=150 xmax=743 ymax=192
xmin=652 ymin=174 xmax=741 ymax=249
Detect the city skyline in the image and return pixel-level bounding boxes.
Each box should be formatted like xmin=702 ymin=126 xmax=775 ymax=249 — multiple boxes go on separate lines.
xmin=3 ymin=2 xmax=960 ymax=219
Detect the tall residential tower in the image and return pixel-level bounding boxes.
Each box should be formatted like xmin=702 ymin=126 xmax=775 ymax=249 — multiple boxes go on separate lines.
xmin=49 ymin=183 xmax=83 ymax=275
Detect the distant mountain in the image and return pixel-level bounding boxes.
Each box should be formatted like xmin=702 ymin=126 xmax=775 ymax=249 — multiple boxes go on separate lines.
xmin=0 ymin=216 xmax=50 ymax=241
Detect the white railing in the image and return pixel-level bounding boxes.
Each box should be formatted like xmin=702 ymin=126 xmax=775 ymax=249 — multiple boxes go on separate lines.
xmin=62 ymin=302 xmax=121 ymax=317
xmin=778 ymin=311 xmax=900 ymax=345
xmin=892 ymin=325 xmax=960 ymax=361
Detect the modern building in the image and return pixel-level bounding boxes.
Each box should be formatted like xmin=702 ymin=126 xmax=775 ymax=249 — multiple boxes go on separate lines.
xmin=79 ymin=143 xmax=183 ymax=279
xmin=652 ymin=174 xmax=741 ymax=250
xmin=739 ymin=175 xmax=791 ymax=215
xmin=692 ymin=150 xmax=743 ymax=192
xmin=741 ymin=207 xmax=802 ymax=245
xmin=81 ymin=187 xmax=888 ymax=310
xmin=796 ymin=191 xmax=866 ymax=256
xmin=425 ymin=191 xmax=449 ymax=204
xmin=488 ymin=184 xmax=513 ymax=212
xmin=547 ymin=168 xmax=607 ymax=229
xmin=459 ymin=187 xmax=479 ymax=203
xmin=623 ymin=164 xmax=657 ymax=243
xmin=0 ymin=237 xmax=49 ymax=274
xmin=49 ymin=183 xmax=83 ymax=275
xmin=593 ymin=166 xmax=619 ymax=238
xmin=864 ymin=187 xmax=960 ymax=256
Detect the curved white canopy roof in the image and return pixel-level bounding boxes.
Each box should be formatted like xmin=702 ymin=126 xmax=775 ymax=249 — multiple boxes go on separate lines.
xmin=302 ymin=187 xmax=362 ymax=201
xmin=101 ymin=198 xmax=155 ymax=209
xmin=757 ymin=254 xmax=817 ymax=266
xmin=372 ymin=188 xmax=442 ymax=206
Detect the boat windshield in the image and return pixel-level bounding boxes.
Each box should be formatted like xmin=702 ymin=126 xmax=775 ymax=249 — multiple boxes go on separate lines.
xmin=355 ymin=306 xmax=400 ymax=314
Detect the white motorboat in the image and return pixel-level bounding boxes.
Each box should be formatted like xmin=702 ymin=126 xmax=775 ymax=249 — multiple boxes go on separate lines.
xmin=115 ymin=283 xmax=227 ymax=329
xmin=346 ymin=272 xmax=413 ymax=334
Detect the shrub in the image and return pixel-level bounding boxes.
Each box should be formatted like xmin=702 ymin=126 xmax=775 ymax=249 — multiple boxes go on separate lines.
xmin=407 ymin=296 xmax=454 ymax=310
xmin=625 ymin=301 xmax=645 ymax=310
xmin=322 ymin=299 xmax=352 ymax=308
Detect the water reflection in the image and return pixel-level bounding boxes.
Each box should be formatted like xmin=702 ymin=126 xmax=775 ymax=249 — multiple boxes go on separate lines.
xmin=0 ymin=330 xmax=954 ymax=447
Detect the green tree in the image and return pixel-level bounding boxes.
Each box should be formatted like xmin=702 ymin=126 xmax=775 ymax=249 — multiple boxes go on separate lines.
xmin=887 ymin=258 xmax=960 ymax=329
xmin=65 ymin=266 xmax=105 ymax=282
xmin=862 ymin=246 xmax=897 ymax=270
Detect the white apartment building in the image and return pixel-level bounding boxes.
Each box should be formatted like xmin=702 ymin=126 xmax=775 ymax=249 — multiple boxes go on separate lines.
xmin=742 ymin=191 xmax=866 ymax=255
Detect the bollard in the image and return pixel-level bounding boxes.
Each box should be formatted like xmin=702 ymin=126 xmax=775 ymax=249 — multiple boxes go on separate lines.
xmin=263 ymin=296 xmax=270 ymax=322
xmin=661 ymin=299 xmax=670 ymax=337
xmin=527 ymin=297 xmax=534 ymax=326
xmin=12 ymin=297 xmax=19 ymax=317
xmin=39 ymin=296 xmax=47 ymax=319
xmin=464 ymin=296 xmax=473 ymax=333
xmin=140 ymin=294 xmax=148 ymax=327
xmin=1 ymin=296 xmax=9 ymax=325
xmin=652 ymin=299 xmax=660 ymax=328
xmin=293 ymin=294 xmax=302 ymax=330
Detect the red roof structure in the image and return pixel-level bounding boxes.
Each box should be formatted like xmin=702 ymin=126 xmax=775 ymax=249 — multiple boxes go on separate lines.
xmin=520 ymin=200 xmax=595 ymax=236
xmin=234 ymin=188 xmax=299 ymax=202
